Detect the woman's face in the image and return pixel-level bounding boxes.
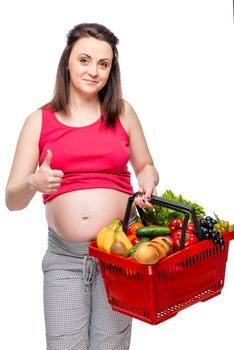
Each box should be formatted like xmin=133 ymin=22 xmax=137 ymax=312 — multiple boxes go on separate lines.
xmin=68 ymin=36 xmax=113 ymax=96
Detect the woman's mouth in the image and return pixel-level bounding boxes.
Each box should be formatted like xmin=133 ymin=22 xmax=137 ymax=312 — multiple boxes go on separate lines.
xmin=83 ymin=79 xmax=98 ymax=84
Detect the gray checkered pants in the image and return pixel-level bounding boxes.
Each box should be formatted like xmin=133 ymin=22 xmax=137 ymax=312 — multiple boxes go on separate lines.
xmin=42 ymin=228 xmax=132 ymax=350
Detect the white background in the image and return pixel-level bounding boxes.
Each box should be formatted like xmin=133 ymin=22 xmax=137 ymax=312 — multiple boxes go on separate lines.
xmin=0 ymin=1 xmax=234 ymax=349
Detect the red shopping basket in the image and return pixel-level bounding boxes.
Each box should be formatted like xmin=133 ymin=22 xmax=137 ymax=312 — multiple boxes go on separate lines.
xmin=89 ymin=194 xmax=234 ymax=325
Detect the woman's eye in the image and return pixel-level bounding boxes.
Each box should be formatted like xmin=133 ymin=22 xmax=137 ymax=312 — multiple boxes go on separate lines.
xmin=80 ymin=57 xmax=89 ymax=64
xmin=99 ymin=61 xmax=109 ymax=69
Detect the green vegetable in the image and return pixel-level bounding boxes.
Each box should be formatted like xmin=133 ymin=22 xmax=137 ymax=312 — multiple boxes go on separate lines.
xmin=128 ymin=237 xmax=150 ymax=256
xmin=136 ymin=226 xmax=171 ymax=238
xmin=142 ymin=189 xmax=206 ymax=226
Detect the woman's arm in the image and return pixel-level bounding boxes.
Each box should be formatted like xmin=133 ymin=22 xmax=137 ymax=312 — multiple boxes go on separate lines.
xmin=121 ymin=101 xmax=159 ymax=208
xmin=5 ymin=109 xmax=63 ymax=210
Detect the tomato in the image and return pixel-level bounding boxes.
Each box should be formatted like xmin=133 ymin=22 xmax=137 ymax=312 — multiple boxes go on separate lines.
xmin=186 ymin=223 xmax=195 ymax=233
xmin=171 ymin=229 xmax=199 ymax=250
xmin=126 ymin=222 xmax=144 ymax=236
xmin=167 ymin=218 xmax=184 ymax=233
xmin=131 ymin=237 xmax=141 ymax=245
xmin=125 ymin=233 xmax=141 ymax=245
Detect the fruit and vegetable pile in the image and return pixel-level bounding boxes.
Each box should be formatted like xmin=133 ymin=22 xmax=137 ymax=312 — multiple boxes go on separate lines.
xmin=96 ymin=190 xmax=234 ymax=265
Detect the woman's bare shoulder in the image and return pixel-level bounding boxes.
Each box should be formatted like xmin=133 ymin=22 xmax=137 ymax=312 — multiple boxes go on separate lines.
xmin=25 ymin=108 xmax=42 ymax=125
xmin=17 ymin=108 xmax=43 ymax=143
xmin=21 ymin=108 xmax=42 ymax=133
xmin=120 ymin=100 xmax=139 ymax=132
xmin=123 ymin=100 xmax=136 ymax=117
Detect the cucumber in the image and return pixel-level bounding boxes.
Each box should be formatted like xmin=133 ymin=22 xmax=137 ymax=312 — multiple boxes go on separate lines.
xmin=128 ymin=237 xmax=150 ymax=256
xmin=136 ymin=225 xmax=170 ymax=238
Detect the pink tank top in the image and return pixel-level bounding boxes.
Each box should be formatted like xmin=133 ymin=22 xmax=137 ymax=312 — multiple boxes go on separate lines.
xmin=39 ymin=108 xmax=133 ymax=203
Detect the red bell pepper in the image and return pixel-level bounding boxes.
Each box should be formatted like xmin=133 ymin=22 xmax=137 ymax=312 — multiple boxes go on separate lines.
xmin=171 ymin=229 xmax=198 ymax=250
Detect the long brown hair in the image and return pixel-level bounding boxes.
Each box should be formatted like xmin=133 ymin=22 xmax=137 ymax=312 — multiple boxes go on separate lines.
xmin=45 ymin=23 xmax=123 ymax=126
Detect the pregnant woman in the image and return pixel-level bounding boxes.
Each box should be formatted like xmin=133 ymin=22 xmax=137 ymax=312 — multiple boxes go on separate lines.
xmin=5 ymin=23 xmax=159 ymax=350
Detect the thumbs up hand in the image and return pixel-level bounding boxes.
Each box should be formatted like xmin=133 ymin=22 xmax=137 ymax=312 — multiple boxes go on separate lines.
xmin=31 ymin=149 xmax=64 ymax=194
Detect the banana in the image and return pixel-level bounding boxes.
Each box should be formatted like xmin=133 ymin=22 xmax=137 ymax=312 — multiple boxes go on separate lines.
xmin=115 ymin=225 xmax=133 ymax=250
xmin=96 ymin=219 xmax=120 ymax=251
xmin=96 ymin=227 xmax=110 ymax=250
xmin=102 ymin=229 xmax=116 ymax=253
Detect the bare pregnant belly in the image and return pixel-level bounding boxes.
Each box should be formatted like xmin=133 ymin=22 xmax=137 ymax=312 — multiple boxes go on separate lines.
xmin=45 ymin=189 xmax=136 ymax=241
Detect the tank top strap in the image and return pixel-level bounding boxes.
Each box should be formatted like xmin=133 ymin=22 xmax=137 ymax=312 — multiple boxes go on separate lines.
xmin=41 ymin=107 xmax=60 ymax=128
xmin=39 ymin=107 xmax=60 ymax=153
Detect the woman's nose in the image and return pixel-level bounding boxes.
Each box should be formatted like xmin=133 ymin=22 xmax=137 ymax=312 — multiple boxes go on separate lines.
xmin=87 ymin=63 xmax=98 ymax=77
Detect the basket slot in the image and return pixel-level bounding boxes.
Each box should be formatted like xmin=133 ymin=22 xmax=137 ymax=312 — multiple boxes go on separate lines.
xmin=154 ymin=242 xmax=229 ymax=322
xmin=110 ymin=298 xmax=150 ymax=320
xmin=104 ymin=263 xmax=143 ymax=281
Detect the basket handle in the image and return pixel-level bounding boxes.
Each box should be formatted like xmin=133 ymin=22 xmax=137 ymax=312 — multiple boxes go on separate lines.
xmin=122 ymin=192 xmax=202 ymax=250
